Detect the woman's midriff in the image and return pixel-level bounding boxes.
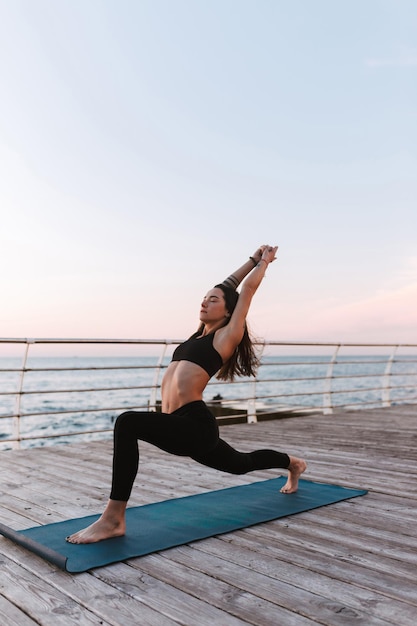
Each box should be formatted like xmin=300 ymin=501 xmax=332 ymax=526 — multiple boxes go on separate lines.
xmin=161 ymin=361 xmax=211 ymax=413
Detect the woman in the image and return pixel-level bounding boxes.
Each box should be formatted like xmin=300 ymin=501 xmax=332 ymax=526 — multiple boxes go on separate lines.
xmin=67 ymin=245 xmax=306 ymax=544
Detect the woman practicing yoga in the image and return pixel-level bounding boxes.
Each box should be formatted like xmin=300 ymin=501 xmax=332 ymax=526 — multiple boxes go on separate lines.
xmin=67 ymin=245 xmax=306 ymax=544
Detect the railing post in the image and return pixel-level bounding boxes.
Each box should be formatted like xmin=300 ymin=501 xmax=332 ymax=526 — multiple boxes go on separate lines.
xmin=13 ymin=340 xmax=32 ymax=449
xmin=382 ymin=345 xmax=398 ymax=407
xmin=247 ymin=380 xmax=258 ymax=423
xmin=323 ymin=345 xmax=340 ymax=415
xmin=247 ymin=342 xmax=266 ymax=423
xmin=149 ymin=343 xmax=168 ymax=411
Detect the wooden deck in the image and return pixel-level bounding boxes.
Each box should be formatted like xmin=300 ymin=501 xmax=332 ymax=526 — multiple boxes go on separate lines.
xmin=0 ymin=404 xmax=416 ymax=626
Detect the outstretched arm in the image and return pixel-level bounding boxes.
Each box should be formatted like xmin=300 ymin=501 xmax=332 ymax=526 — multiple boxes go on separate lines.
xmin=220 ymin=246 xmax=267 ymax=290
xmin=240 ymin=245 xmax=278 ymax=297
xmin=218 ymin=245 xmax=278 ymax=351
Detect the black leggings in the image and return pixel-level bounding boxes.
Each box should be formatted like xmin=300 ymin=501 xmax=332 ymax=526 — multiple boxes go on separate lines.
xmin=110 ymin=400 xmax=290 ymax=501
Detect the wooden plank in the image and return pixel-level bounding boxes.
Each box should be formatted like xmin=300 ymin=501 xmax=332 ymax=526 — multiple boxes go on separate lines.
xmin=0 ymin=541 xmax=183 ymax=626
xmin=193 ymin=524 xmax=416 ymax=626
xmin=130 ymin=542 xmax=386 ymax=626
xmin=191 ymin=535 xmax=417 ymax=626
xmin=0 ymin=594 xmax=39 ymax=626
xmin=121 ymin=555 xmax=319 ymax=626
xmin=94 ymin=561 xmax=255 ymax=626
xmin=0 ymin=405 xmax=417 ymax=626
xmin=0 ymin=552 xmax=113 ymax=626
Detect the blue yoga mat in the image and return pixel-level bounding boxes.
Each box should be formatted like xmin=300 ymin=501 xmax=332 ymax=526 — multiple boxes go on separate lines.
xmin=0 ymin=477 xmax=366 ymax=572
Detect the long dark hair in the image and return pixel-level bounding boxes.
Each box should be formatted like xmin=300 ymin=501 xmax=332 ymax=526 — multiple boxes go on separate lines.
xmin=197 ymin=284 xmax=260 ymax=381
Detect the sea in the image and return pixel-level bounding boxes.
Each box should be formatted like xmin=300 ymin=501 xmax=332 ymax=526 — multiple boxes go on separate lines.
xmin=1 ymin=355 xmax=416 ymax=450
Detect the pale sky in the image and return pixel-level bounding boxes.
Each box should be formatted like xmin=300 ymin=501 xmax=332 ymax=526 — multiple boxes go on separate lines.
xmin=1 ymin=0 xmax=416 ymax=348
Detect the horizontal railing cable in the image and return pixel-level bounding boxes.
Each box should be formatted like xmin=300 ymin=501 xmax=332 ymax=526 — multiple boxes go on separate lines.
xmin=0 ymin=337 xmax=416 ymax=449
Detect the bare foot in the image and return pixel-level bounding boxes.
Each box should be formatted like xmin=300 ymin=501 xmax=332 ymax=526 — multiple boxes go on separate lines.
xmin=66 ymin=516 xmax=125 ymax=544
xmin=66 ymin=500 xmax=127 ymax=544
xmin=280 ymin=456 xmax=307 ymax=494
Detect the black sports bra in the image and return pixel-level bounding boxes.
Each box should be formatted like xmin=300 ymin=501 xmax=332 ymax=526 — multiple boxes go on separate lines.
xmin=171 ymin=331 xmax=223 ymax=377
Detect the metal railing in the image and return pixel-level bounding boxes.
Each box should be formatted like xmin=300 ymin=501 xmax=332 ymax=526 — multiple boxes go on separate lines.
xmin=1 ymin=338 xmax=416 ymax=449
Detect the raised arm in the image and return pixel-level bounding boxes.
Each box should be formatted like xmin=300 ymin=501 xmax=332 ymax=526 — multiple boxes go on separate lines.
xmin=237 ymin=244 xmax=278 ymax=311
xmin=217 ymin=245 xmax=278 ymax=351
xmin=220 ymin=246 xmax=267 ymax=290
xmin=240 ymin=245 xmax=278 ymax=298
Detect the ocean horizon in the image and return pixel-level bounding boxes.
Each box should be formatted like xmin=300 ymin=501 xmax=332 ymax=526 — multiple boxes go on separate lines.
xmin=1 ymin=355 xmax=416 ymax=450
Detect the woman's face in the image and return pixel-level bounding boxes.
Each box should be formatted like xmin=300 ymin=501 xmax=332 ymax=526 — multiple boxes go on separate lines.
xmin=199 ymin=288 xmax=229 ymax=324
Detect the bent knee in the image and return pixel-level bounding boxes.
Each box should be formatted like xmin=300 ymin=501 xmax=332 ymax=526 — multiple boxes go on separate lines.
xmin=114 ymin=411 xmax=138 ymax=430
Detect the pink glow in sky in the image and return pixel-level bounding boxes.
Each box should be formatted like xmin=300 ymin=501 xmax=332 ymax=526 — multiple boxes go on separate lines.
xmin=1 ymin=1 xmax=416 ymax=351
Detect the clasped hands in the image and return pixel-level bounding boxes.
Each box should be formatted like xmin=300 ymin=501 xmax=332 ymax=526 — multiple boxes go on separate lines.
xmin=251 ymin=245 xmax=278 ymax=265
